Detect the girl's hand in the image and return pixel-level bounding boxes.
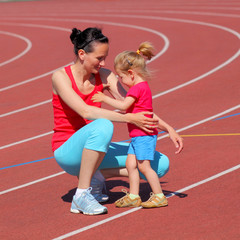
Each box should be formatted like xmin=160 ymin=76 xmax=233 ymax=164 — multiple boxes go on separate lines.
xmin=102 ymin=82 xmax=110 ymax=90
xmin=168 ymin=129 xmax=184 ymax=154
xmin=91 ymin=91 xmax=105 ymax=103
xmin=126 ymin=112 xmax=159 ymax=133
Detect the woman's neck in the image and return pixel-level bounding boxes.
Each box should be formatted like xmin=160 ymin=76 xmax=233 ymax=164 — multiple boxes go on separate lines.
xmin=71 ymin=61 xmax=92 ymax=83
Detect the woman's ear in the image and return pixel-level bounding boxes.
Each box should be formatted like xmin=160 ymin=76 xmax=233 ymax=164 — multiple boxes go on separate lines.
xmin=78 ymin=49 xmax=86 ymax=60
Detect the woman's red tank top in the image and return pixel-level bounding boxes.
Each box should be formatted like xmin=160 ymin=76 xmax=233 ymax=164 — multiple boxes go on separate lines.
xmin=51 ymin=65 xmax=103 ymax=152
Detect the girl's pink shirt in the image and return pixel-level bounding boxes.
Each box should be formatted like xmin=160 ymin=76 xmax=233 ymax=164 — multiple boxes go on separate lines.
xmin=126 ymin=81 xmax=158 ymax=137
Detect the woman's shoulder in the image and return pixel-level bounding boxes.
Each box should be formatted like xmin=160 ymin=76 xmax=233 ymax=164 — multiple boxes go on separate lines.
xmin=52 ymin=67 xmax=71 ymax=94
xmin=52 ymin=67 xmax=67 ymax=80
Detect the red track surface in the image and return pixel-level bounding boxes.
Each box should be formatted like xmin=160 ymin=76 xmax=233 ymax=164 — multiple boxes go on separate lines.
xmin=0 ymin=0 xmax=239 ymax=239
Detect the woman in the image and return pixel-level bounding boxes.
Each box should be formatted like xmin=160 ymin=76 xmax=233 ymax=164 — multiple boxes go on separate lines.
xmin=52 ymin=27 xmax=183 ymax=215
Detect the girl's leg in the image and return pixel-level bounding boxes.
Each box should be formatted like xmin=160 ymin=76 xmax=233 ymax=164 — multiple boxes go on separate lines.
xmin=126 ymin=154 xmax=140 ymax=195
xmin=99 ymin=142 xmax=169 ymax=180
xmin=138 ymin=160 xmax=168 ymax=208
xmin=137 ymin=160 xmax=162 ymax=194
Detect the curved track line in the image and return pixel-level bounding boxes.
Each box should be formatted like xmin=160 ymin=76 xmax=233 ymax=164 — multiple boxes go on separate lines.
xmin=0 ymin=30 xmax=32 ymax=67
xmin=0 ymin=65 xmax=70 ymax=92
xmin=0 ymin=13 xmax=238 ymax=115
xmin=152 ymin=49 xmax=240 ymax=98
xmin=30 ymin=10 xmax=240 ymax=18
xmin=0 ymin=21 xmax=169 ymax=91
xmin=0 ymin=16 xmax=239 ymax=147
xmin=75 ymin=13 xmax=240 ymax=38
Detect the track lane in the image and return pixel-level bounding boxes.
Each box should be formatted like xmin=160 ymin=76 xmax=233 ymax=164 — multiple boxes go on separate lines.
xmin=0 ymin=0 xmax=239 ymax=239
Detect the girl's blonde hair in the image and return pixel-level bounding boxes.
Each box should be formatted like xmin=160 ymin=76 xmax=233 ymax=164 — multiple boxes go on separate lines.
xmin=114 ymin=42 xmax=155 ymax=79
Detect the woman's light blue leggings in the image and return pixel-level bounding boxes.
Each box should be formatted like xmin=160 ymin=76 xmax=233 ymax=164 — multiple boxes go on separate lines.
xmin=54 ymin=119 xmax=169 ymax=180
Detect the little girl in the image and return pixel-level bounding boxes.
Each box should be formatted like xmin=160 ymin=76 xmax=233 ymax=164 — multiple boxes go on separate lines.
xmin=92 ymin=42 xmax=181 ymax=208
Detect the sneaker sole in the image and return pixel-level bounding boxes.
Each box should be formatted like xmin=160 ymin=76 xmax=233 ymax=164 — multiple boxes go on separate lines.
xmin=70 ymin=208 xmax=108 ymax=215
xmin=141 ymin=203 xmax=168 ymax=208
xmin=115 ymin=203 xmax=141 ymax=208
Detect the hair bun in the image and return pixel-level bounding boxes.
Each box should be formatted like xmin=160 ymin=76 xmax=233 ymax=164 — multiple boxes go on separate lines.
xmin=70 ymin=28 xmax=82 ymax=44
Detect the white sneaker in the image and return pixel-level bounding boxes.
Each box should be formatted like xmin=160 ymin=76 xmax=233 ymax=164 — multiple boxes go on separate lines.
xmin=70 ymin=187 xmax=107 ymax=215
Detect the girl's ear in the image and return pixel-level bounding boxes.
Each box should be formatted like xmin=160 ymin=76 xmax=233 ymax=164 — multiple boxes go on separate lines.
xmin=78 ymin=49 xmax=86 ymax=60
xmin=128 ymin=69 xmax=135 ymax=79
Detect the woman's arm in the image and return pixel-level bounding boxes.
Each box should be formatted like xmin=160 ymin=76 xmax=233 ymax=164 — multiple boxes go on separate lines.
xmin=153 ymin=113 xmax=184 ymax=154
xmin=52 ymin=69 xmax=158 ymax=131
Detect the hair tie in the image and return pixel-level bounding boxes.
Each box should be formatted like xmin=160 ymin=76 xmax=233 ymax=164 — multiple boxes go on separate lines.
xmin=136 ymin=49 xmax=141 ymax=55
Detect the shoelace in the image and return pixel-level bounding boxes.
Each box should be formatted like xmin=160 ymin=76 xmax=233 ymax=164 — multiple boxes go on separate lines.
xmin=118 ymin=189 xmax=130 ymax=203
xmin=80 ymin=188 xmax=103 ymax=210
xmin=146 ymin=192 xmax=155 ymax=202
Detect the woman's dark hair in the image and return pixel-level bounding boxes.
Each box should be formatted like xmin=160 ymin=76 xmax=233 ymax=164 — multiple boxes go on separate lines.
xmin=70 ymin=27 xmax=109 ymax=55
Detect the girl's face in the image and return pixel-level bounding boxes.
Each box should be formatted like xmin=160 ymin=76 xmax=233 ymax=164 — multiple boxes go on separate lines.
xmin=116 ymin=69 xmax=134 ymax=88
xmin=83 ymin=42 xmax=109 ymax=74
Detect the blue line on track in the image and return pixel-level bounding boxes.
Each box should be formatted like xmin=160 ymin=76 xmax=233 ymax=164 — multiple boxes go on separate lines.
xmin=213 ymin=113 xmax=240 ymax=121
xmin=0 ymin=157 xmax=54 ymax=170
xmin=2 ymin=113 xmax=239 ymax=171
xmin=1 ymin=112 xmax=236 ymax=172
xmin=0 ymin=131 xmax=166 ymax=171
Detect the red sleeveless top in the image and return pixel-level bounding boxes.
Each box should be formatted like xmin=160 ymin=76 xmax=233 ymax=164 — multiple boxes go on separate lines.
xmin=51 ymin=65 xmax=103 ymax=152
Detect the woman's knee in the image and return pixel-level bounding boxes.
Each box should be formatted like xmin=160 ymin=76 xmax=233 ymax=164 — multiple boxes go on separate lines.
xmin=95 ymin=119 xmax=113 ymax=131
xmin=93 ymin=119 xmax=114 ymax=140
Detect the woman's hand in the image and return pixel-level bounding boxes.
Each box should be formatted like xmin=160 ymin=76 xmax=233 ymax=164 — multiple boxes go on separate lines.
xmin=168 ymin=129 xmax=184 ymax=154
xmin=126 ymin=112 xmax=159 ymax=133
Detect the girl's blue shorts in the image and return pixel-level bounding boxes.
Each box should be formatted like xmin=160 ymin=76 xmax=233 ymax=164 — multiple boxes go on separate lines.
xmin=128 ymin=135 xmax=157 ymax=160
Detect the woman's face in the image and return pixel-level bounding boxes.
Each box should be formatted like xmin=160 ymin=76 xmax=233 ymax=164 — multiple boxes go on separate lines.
xmin=84 ymin=42 xmax=109 ymax=74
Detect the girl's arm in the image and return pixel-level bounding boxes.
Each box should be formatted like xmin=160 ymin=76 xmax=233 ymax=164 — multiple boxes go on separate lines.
xmin=91 ymin=91 xmax=135 ymax=111
xmin=153 ymin=113 xmax=184 ymax=154
xmin=100 ymin=68 xmax=126 ymax=100
xmin=52 ymin=69 xmax=158 ymax=132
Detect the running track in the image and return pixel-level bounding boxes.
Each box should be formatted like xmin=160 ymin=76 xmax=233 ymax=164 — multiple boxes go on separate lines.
xmin=0 ymin=0 xmax=239 ymax=239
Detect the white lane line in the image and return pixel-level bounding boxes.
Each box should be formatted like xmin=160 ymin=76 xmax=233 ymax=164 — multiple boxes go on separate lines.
xmin=0 ymin=99 xmax=52 ymax=118
xmin=101 ymin=9 xmax=240 ymax=18
xmin=52 ymin=164 xmax=240 ymax=240
xmin=152 ymin=50 xmax=240 ymax=98
xmin=0 ymin=13 xmax=239 ymax=117
xmin=165 ymin=164 xmax=240 ymax=198
xmin=0 ymin=66 xmax=68 ymax=92
xmin=0 ymin=131 xmax=53 ymax=150
xmin=157 ymin=104 xmax=240 ymax=140
xmin=0 ymin=21 xmax=168 ymax=92
xmin=0 ymin=171 xmax=65 ymax=195
xmin=0 ymin=31 xmax=32 ymax=67
xmin=0 ymin=104 xmax=239 ymax=150
xmin=0 ymin=104 xmax=239 ymax=194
